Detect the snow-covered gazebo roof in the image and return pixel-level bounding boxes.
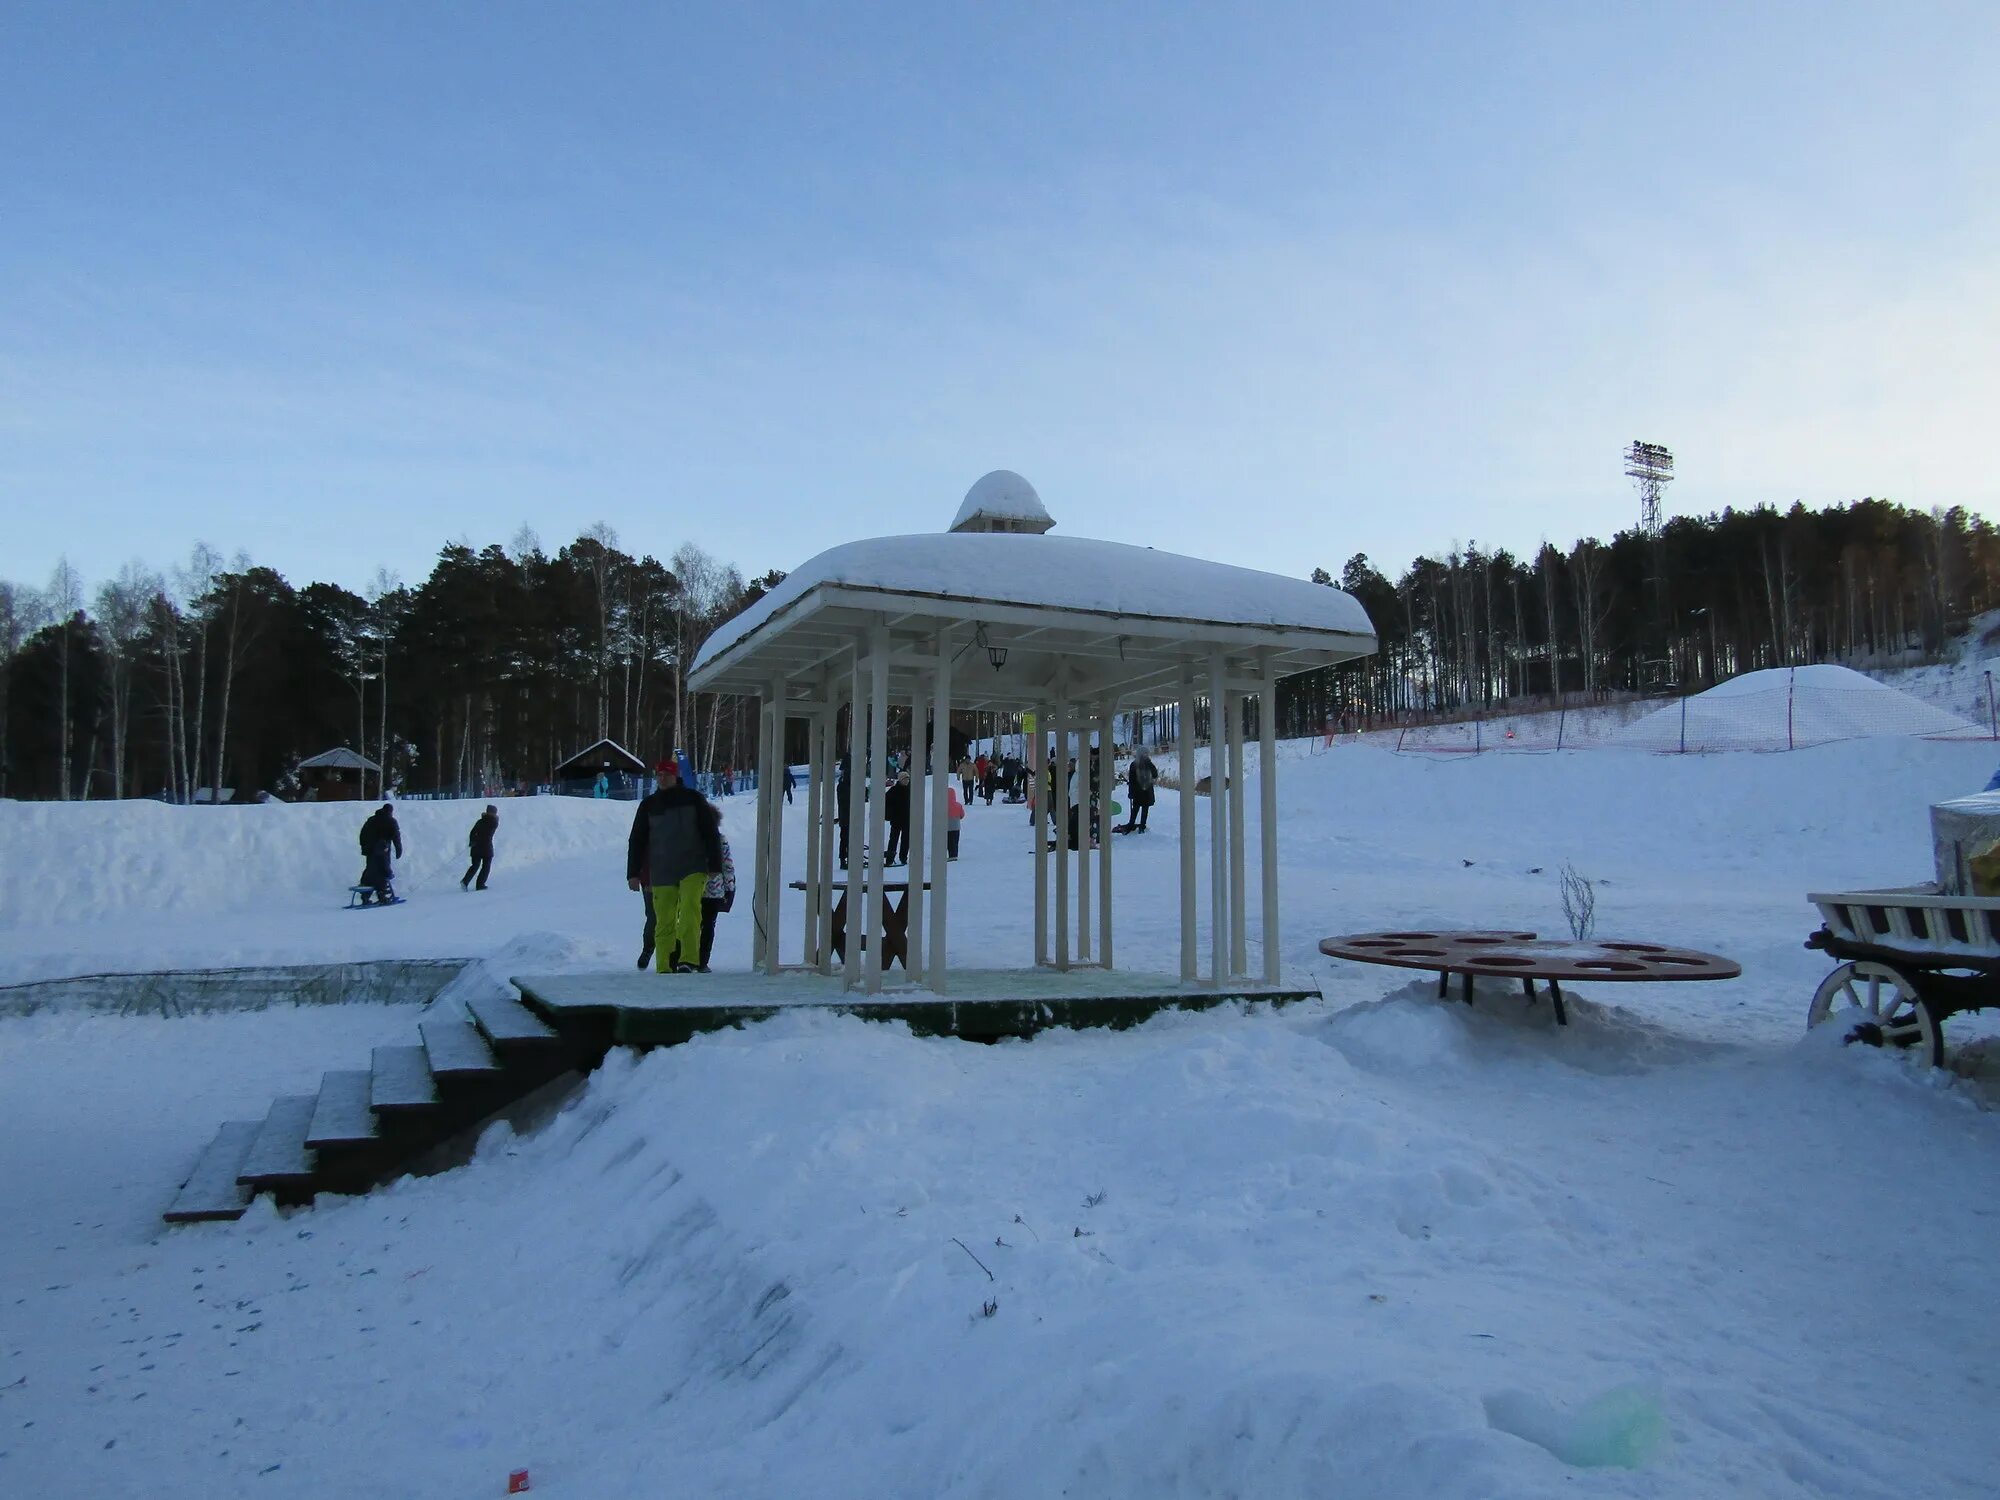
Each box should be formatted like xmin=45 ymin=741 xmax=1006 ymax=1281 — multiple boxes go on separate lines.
xmin=688 ymin=471 xmax=1379 ymax=1000
xmin=296 ymin=747 xmax=382 ymax=773
xmin=691 ymin=533 xmax=1374 ymax=709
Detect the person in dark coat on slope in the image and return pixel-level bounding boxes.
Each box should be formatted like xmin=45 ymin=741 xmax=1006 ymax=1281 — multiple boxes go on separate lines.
xmin=358 ymin=803 xmax=403 ymax=902
xmin=461 ymin=804 xmax=499 ymax=889
xmin=628 ymin=759 xmax=724 ymax=973
xmin=834 ymin=752 xmax=852 ymax=868
xmin=884 ymin=771 xmax=912 ymax=866
xmin=1118 ymin=750 xmax=1158 ymax=832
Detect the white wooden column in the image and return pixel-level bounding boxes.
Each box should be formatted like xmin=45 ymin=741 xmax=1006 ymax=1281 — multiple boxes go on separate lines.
xmin=1052 ymin=689 xmax=1070 ymax=970
xmin=1076 ymin=706 xmax=1092 ymax=964
xmin=750 ymin=689 xmax=773 ymax=971
xmin=906 ymin=669 xmax=929 ymax=978
xmin=1227 ymin=688 xmax=1247 ymax=979
xmin=1259 ymin=652 xmax=1281 ymax=984
xmin=766 ymin=678 xmax=788 ymax=973
xmin=843 ymin=661 xmax=865 ymax=990
xmin=1177 ymin=667 xmax=1197 ymax=983
xmin=1031 ymin=706 xmax=1048 ymax=966
xmin=815 ymin=702 xmax=838 ymax=973
xmin=1096 ymin=702 xmax=1115 ymax=970
xmin=864 ymin=624 xmax=890 ymax=993
xmin=1206 ymin=652 xmax=1229 ymax=989
xmin=801 ymin=706 xmax=825 ymax=968
xmin=927 ymin=626 xmax=952 ymax=991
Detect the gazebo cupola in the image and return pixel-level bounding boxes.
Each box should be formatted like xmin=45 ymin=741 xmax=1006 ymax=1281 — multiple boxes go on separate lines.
xmin=949 ymin=470 xmax=1055 ymax=535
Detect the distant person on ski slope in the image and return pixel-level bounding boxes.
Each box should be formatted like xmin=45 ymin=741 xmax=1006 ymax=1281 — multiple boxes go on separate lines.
xmin=687 ymin=802 xmax=737 ymax=971
xmin=358 ymin=802 xmax=403 ymax=902
xmin=1120 ymin=749 xmax=1158 ymax=832
xmin=628 ymin=758 xmax=723 ymax=974
xmin=461 ymin=804 xmax=499 ymax=890
xmin=784 ymin=764 xmax=796 ymax=804
xmin=884 ymin=770 xmax=912 ymax=866
xmin=834 ymin=751 xmax=852 ymax=868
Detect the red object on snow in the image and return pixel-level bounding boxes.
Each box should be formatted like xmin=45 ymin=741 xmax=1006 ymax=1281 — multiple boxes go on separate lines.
xmin=507 ymin=1471 xmax=531 ymax=1494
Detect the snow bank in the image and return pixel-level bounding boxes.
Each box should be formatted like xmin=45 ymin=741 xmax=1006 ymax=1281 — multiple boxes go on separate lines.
xmin=1610 ymin=664 xmax=1979 ymax=752
xmin=7 ymin=996 xmax=1996 ymax=1497
xmin=6 ymin=729 xmax=2000 ymax=1495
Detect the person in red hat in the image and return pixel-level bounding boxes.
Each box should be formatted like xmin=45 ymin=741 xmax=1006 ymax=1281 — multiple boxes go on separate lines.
xmin=627 ymin=758 xmax=724 ymax=972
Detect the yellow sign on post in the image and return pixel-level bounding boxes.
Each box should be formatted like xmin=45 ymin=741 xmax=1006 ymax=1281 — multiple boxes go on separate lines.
xmin=1022 ymin=712 xmax=1037 ymax=734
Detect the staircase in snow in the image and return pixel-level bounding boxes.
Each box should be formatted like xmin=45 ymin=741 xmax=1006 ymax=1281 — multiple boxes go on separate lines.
xmin=165 ymin=992 xmax=595 ymax=1223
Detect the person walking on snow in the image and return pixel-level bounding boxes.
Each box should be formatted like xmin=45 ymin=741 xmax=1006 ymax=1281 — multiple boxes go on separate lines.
xmin=884 ymin=770 xmax=912 ymax=865
xmin=1119 ymin=750 xmax=1158 ymax=832
xmin=628 ymin=759 xmax=724 ymax=973
xmin=947 ymin=782 xmax=964 ymax=859
xmin=690 ymin=805 xmax=737 ymax=970
xmin=357 ymin=802 xmax=403 ymax=902
xmin=461 ymin=804 xmax=499 ymax=889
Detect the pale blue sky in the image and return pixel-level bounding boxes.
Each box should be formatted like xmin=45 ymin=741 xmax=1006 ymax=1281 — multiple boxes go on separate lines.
xmin=4 ymin=2 xmax=1996 ymax=596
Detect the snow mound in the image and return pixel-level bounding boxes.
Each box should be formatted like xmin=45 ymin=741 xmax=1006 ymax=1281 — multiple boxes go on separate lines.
xmin=1610 ymin=664 xmax=1980 ymax=752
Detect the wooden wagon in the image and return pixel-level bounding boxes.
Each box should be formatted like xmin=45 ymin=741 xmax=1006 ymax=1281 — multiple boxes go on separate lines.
xmin=1806 ymin=884 xmax=2000 ymax=1066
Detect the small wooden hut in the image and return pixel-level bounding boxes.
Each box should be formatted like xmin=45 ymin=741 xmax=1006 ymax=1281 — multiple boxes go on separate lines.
xmin=296 ymin=747 xmax=380 ymax=802
xmin=553 ymin=739 xmax=647 ymax=799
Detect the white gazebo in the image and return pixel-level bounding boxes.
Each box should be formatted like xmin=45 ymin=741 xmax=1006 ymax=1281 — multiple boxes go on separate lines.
xmin=688 ymin=472 xmax=1377 ymax=997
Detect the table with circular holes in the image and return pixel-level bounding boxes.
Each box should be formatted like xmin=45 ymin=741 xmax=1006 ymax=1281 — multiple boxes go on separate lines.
xmin=1317 ymin=929 xmax=1741 ymax=1026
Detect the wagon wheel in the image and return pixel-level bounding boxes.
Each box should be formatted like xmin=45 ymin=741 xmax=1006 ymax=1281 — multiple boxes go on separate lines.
xmin=1807 ymin=961 xmax=1945 ymax=1067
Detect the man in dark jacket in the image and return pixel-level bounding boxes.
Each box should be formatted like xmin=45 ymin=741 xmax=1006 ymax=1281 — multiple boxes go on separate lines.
xmin=834 ymin=752 xmax=851 ymax=868
xmin=1121 ymin=751 xmax=1158 ymax=832
xmin=883 ymin=771 xmax=911 ymax=865
xmin=628 ymin=759 xmax=724 ymax=973
xmin=358 ymin=803 xmax=403 ymax=902
xmin=461 ymin=804 xmax=499 ymax=890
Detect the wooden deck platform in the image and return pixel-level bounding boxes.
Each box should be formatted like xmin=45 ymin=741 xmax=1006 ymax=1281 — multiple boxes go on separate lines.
xmin=510 ymin=968 xmax=1321 ymax=1047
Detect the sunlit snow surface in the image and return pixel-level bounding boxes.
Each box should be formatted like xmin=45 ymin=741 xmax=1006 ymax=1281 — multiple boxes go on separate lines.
xmin=4 ymin=735 xmax=2000 ymax=1498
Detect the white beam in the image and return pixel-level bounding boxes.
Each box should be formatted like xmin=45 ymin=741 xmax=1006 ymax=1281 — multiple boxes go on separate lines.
xmin=1259 ymin=651 xmax=1281 ymax=984
xmin=865 ymin=624 xmax=890 ymax=993
xmin=1032 ymin=703 xmax=1048 ymax=966
xmin=1228 ymin=688 xmax=1247 ymax=979
xmin=928 ymin=625 xmax=952 ymax=992
xmin=1207 ymin=652 xmax=1229 ymax=990
xmin=750 ymin=691 xmax=773 ymax=971
xmin=906 ymin=669 xmax=928 ymax=978
xmin=1077 ymin=703 xmax=1092 ymax=964
xmin=843 ymin=660 xmax=864 ymax=990
xmin=769 ymin=677 xmax=789 ymax=973
xmin=1178 ymin=668 xmax=1197 ymax=983
xmin=1097 ymin=701 xmax=1115 ymax=970
xmin=1052 ymin=689 xmax=1070 ymax=970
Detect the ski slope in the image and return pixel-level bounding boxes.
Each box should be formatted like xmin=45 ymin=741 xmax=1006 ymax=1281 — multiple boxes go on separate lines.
xmin=4 ymin=734 xmax=1999 ymax=1497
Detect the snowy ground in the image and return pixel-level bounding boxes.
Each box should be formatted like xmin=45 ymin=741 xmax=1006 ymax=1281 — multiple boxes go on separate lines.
xmin=5 ymin=738 xmax=2000 ymax=1496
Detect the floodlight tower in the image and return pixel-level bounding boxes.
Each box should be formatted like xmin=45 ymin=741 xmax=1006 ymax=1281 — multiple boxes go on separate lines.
xmin=1625 ymin=440 xmax=1676 ymax=690
xmin=1625 ymin=440 xmax=1674 ymax=536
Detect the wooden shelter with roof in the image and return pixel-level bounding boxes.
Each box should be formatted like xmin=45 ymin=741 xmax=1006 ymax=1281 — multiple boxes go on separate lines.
xmin=525 ymin=473 xmax=1378 ymax=1023
xmin=552 ymin=738 xmax=648 ymax=798
xmin=516 ymin=473 xmax=1374 ymax=1036
xmin=296 ymin=747 xmax=381 ymax=802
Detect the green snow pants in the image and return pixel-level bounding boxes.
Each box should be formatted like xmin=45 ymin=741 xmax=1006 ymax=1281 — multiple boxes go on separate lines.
xmin=652 ymin=871 xmax=709 ymax=971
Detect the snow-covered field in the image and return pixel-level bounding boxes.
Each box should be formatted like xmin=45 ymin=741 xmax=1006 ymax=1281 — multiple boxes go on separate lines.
xmin=5 ymin=737 xmax=2000 ymax=1497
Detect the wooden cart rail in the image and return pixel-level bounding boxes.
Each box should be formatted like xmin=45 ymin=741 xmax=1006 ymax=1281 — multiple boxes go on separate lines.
xmin=1808 ymin=884 xmax=2000 ymax=965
